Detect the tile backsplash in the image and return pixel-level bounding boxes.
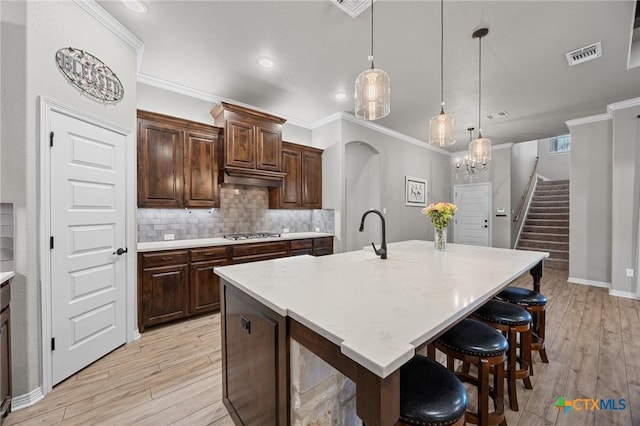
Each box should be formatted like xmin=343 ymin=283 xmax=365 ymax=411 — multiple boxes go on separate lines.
xmin=137 ymin=185 xmax=334 ymax=242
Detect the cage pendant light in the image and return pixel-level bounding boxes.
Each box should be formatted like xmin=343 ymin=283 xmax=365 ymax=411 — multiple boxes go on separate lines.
xmin=355 ymin=0 xmax=390 ymax=121
xmin=469 ymin=28 xmax=491 ymax=164
xmin=429 ymin=0 xmax=455 ymax=146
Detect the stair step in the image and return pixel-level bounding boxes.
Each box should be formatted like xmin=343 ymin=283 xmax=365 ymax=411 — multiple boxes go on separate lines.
xmin=531 ymin=195 xmax=569 ymax=202
xmin=518 ymin=239 xmax=569 ymax=251
xmin=535 ymin=187 xmax=569 ymax=194
xmin=517 ymin=246 xmax=569 ymax=260
xmin=530 ymin=202 xmax=570 ymax=209
xmin=525 ymin=219 xmax=570 ymax=227
xmin=544 ymin=257 xmax=569 ymax=270
xmin=520 ymin=232 xmax=569 ymax=242
xmin=529 ymin=206 xmax=569 ymax=214
xmin=527 ymin=213 xmax=569 ymax=221
xmin=537 ymin=180 xmax=569 ymax=186
xmin=522 ymin=225 xmax=569 ymax=234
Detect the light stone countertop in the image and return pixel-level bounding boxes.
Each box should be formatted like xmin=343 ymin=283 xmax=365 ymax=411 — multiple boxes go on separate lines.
xmin=215 ymin=240 xmax=549 ymax=378
xmin=137 ymin=232 xmax=334 ymax=252
xmin=0 ymin=271 xmax=15 ymax=285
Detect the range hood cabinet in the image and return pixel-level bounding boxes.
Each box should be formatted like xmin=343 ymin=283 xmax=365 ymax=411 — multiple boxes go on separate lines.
xmin=220 ymin=167 xmax=284 ymax=188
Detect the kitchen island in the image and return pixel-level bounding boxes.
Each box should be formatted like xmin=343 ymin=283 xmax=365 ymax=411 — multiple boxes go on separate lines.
xmin=214 ymin=240 xmax=548 ymax=425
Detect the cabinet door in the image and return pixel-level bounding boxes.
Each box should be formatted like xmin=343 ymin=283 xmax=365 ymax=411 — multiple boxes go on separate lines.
xmin=232 ymin=242 xmax=289 ymax=264
xmin=226 ymin=119 xmax=255 ymax=169
xmin=256 ymin=122 xmax=282 ymax=172
xmin=190 ymin=259 xmax=226 ymax=314
xmin=137 ymin=119 xmax=184 ymax=208
xmin=184 ymin=130 xmax=221 ymax=208
xmin=301 ymin=149 xmax=322 ymax=209
xmin=312 ymin=237 xmax=333 ymax=256
xmin=224 ymin=286 xmax=286 ymax=425
xmin=0 ymin=307 xmax=10 ymax=419
xmin=279 ymin=145 xmax=302 ymax=208
xmin=140 ymin=264 xmax=189 ymax=330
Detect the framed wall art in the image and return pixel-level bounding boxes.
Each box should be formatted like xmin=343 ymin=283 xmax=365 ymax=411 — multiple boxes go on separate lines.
xmin=405 ymin=176 xmax=427 ymax=206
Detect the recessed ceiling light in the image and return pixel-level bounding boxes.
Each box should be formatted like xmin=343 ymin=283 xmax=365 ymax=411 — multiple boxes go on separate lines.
xmin=257 ymin=57 xmax=275 ymax=69
xmin=333 ymin=92 xmax=348 ymax=101
xmin=121 ymin=0 xmax=147 ymax=14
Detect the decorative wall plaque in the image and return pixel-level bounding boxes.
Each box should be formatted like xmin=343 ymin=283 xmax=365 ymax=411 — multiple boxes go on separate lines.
xmin=55 ymin=47 xmax=124 ymax=103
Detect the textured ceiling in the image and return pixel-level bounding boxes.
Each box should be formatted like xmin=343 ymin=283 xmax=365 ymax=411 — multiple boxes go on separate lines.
xmin=98 ymin=0 xmax=640 ymax=150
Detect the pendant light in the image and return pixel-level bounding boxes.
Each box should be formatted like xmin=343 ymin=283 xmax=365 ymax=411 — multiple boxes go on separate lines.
xmin=469 ymin=28 xmax=491 ymax=164
xmin=428 ymin=0 xmax=455 ymax=146
xmin=355 ymin=0 xmax=390 ymax=121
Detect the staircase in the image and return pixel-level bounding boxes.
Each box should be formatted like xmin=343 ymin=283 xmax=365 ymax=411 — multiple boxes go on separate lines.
xmin=517 ymin=180 xmax=569 ymax=270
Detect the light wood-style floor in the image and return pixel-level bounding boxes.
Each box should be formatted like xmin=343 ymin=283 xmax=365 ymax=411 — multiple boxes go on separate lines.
xmin=5 ymin=267 xmax=640 ymax=425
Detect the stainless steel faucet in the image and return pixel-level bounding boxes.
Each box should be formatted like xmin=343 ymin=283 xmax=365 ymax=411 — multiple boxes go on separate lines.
xmin=359 ymin=209 xmax=387 ymax=259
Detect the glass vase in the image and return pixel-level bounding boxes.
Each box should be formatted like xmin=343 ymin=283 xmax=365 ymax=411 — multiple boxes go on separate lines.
xmin=434 ymin=227 xmax=447 ymax=251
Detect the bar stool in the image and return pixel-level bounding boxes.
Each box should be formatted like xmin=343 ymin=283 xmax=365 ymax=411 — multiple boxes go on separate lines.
xmin=473 ymin=299 xmax=532 ymax=412
xmin=433 ymin=318 xmax=508 ymax=426
xmin=496 ymin=286 xmax=549 ymax=372
xmin=397 ymin=355 xmax=468 ymax=426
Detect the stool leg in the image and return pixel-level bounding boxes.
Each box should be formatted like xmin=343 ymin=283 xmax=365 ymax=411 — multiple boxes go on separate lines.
xmin=538 ymin=308 xmax=549 ymax=364
xmin=507 ymin=326 xmax=519 ymax=411
xmin=522 ymin=326 xmax=533 ymax=390
xmin=478 ymin=357 xmax=490 ymax=426
xmin=494 ymin=356 xmax=506 ymax=426
xmin=426 ymin=343 xmax=436 ymax=360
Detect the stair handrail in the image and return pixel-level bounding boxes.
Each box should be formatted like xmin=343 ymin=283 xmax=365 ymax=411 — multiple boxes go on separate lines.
xmin=514 ymin=156 xmax=539 ymax=223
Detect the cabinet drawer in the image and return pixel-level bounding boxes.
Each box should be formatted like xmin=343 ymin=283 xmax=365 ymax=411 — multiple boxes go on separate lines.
xmin=290 ymin=239 xmax=312 ymax=250
xmin=190 ymin=246 xmax=228 ymax=262
xmin=0 ymin=282 xmax=9 ymax=312
xmin=140 ymin=250 xmax=189 ymax=267
xmin=232 ymin=241 xmax=289 ymax=264
xmin=313 ymin=237 xmax=333 ymax=248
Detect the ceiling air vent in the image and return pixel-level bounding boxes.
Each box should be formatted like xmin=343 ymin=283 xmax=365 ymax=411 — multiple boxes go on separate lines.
xmin=565 ymin=41 xmax=602 ymax=66
xmin=331 ymin=0 xmax=373 ymax=19
xmin=485 ymin=111 xmax=509 ymax=120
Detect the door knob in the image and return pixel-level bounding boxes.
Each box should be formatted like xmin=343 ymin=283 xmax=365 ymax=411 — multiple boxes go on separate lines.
xmin=113 ymin=247 xmax=128 ymax=255
xmin=483 ymin=225 xmax=488 ymax=228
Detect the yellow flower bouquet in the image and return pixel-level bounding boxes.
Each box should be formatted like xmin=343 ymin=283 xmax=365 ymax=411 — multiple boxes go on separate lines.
xmin=422 ymin=202 xmax=457 ymax=250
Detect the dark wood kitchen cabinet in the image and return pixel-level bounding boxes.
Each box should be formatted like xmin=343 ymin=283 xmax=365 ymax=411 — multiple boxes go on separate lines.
xmin=138 ymin=250 xmax=190 ymax=331
xmin=189 ymin=247 xmax=229 ymax=315
xmin=231 ymin=241 xmax=289 ymax=264
xmin=222 ymin=283 xmax=288 ymax=425
xmin=137 ymin=110 xmax=221 ymax=208
xmin=312 ymin=237 xmax=333 ymax=256
xmin=269 ymin=142 xmax=323 ymax=209
xmin=0 ymin=279 xmax=11 ymax=423
xmin=211 ymin=102 xmax=286 ymax=173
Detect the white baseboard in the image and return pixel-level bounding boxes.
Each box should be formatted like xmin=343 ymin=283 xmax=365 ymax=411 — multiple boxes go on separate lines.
xmin=567 ymin=277 xmax=610 ymax=288
xmin=11 ymin=387 xmax=44 ymax=411
xmin=609 ymin=289 xmax=640 ymax=300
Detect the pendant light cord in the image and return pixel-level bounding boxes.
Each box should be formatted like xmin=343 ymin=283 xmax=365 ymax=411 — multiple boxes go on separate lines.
xmin=477 ymin=33 xmax=482 ymax=137
xmin=440 ymin=0 xmax=444 ymax=114
xmin=370 ymin=0 xmax=375 ymax=69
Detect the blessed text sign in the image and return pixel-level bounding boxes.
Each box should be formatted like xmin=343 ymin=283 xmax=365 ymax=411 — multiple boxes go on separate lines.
xmin=55 ymin=47 xmax=124 ymax=103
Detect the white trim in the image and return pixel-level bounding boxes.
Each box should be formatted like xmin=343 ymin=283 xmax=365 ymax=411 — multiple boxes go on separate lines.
xmin=11 ymin=387 xmax=44 ymax=411
xmin=567 ymin=276 xmax=610 ymax=288
xmin=609 ymin=289 xmax=640 ymax=300
xmin=565 ymin=113 xmax=612 ymax=128
xmin=310 ymin=112 xmax=343 ymax=129
xmin=73 ymin=0 xmax=145 ymax=71
xmin=38 ymin=96 xmax=136 ymax=395
xmin=607 ymin=97 xmax=640 ymax=112
xmin=512 ymin=175 xmax=540 ymax=249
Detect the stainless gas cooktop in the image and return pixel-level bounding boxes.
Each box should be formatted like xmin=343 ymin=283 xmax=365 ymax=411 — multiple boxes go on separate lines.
xmin=223 ymin=232 xmax=281 ymax=241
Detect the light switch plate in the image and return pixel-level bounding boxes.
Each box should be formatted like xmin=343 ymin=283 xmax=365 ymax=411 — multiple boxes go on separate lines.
xmin=164 ymin=234 xmax=175 ymax=241
xmin=283 ymin=228 xmax=290 ymax=233
xmin=315 ymin=227 xmax=320 ymax=233
xmin=626 ymin=268 xmax=634 ymax=277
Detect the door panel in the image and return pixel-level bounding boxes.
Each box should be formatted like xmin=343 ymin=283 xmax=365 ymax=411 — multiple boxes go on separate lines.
xmin=256 ymin=124 xmax=282 ymax=171
xmin=454 ymin=183 xmax=490 ymax=246
xmin=184 ymin=131 xmax=220 ymax=207
xmin=50 ymin=111 xmax=127 ymax=385
xmin=226 ymin=120 xmax=255 ymax=168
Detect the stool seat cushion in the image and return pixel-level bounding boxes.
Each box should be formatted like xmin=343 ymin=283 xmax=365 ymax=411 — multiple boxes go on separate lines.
xmin=400 ymin=355 xmax=468 ymax=426
xmin=497 ymin=286 xmax=547 ymax=306
xmin=436 ymin=318 xmax=508 ymax=358
xmin=474 ymin=299 xmax=532 ymax=326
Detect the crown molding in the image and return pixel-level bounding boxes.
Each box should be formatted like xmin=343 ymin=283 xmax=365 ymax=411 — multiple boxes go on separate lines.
xmin=310 ymin=112 xmax=344 ymax=129
xmin=565 ymin=113 xmax=612 ymax=128
xmin=607 ymin=97 xmax=640 ymax=112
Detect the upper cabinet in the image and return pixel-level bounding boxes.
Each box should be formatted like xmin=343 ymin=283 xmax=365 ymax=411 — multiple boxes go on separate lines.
xmin=137 ymin=110 xmax=221 ymax=208
xmin=269 ymin=142 xmax=323 ymax=209
xmin=211 ymin=102 xmax=287 ymax=185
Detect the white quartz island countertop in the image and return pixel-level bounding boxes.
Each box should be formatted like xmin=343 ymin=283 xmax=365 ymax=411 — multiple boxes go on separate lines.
xmin=215 ymin=240 xmax=548 ymax=378
xmin=0 ymin=271 xmax=14 ymax=285
xmin=137 ymin=232 xmax=334 ymax=252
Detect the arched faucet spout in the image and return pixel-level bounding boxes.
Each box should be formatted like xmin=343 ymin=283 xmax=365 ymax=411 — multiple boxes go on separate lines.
xmin=358 ymin=209 xmax=387 ymax=259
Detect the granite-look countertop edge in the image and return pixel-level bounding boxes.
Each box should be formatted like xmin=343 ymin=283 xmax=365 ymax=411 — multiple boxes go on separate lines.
xmin=137 ymin=232 xmax=334 ymax=252
xmin=0 ymin=271 xmax=15 ymax=285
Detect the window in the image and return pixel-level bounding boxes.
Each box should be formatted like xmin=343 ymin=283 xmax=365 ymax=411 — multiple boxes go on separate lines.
xmin=549 ymin=135 xmax=571 ymax=153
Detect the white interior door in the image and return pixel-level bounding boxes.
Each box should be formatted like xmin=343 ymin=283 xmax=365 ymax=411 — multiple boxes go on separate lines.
xmin=49 ymin=109 xmax=127 ymax=385
xmin=454 ymin=183 xmax=491 ymax=246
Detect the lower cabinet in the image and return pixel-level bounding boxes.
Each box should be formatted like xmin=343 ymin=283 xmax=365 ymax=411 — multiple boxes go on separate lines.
xmin=222 ymin=283 xmax=288 ymax=425
xmin=138 ymin=237 xmax=333 ymax=331
xmin=0 ymin=280 xmax=11 ymax=423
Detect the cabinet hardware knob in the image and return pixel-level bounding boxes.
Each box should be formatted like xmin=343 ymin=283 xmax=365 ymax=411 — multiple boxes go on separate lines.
xmin=161 ymin=256 xmax=173 ymax=261
xmin=240 ymin=316 xmax=251 ymax=334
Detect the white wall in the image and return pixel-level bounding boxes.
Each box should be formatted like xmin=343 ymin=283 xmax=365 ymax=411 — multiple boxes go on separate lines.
xmin=536 ymin=138 xmax=570 ymax=181
xmin=452 ymin=145 xmax=513 ymax=249
xmin=510 ymin=140 xmax=537 ymax=247
xmin=137 ymin=82 xmax=313 ymax=145
xmin=1 ymin=1 xmax=137 ymax=396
